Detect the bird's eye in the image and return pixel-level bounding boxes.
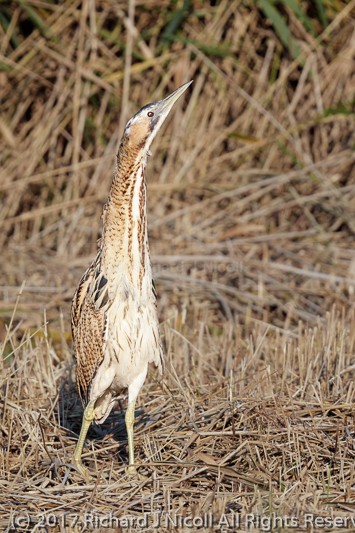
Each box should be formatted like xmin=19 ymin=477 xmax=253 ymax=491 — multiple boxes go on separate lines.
xmin=147 ymin=111 xmax=154 ymax=117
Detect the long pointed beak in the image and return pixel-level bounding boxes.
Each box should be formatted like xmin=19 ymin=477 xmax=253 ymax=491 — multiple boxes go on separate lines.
xmin=155 ymin=80 xmax=193 ymax=118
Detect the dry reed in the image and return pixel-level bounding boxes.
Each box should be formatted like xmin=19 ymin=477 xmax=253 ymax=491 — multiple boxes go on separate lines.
xmin=0 ymin=1 xmax=354 ymax=530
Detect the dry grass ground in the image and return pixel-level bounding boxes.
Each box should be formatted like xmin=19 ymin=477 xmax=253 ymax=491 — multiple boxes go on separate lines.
xmin=0 ymin=1 xmax=354 ymax=531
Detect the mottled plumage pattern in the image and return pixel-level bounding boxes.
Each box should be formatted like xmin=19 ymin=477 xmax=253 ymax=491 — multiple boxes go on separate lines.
xmin=70 ymin=81 xmax=192 ymax=478
xmin=71 ymin=141 xmax=164 ymax=420
xmin=71 ymin=159 xmax=163 ymax=412
xmin=71 ymin=256 xmax=110 ymax=401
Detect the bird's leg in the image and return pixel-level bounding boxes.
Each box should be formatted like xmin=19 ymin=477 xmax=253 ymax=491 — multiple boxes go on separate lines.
xmin=125 ymin=368 xmax=147 ymax=477
xmin=73 ymin=400 xmax=95 ymax=480
xmin=125 ymin=399 xmax=137 ymax=476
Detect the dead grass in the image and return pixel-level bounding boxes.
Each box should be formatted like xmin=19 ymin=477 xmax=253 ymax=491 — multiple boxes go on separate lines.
xmin=0 ymin=0 xmax=354 ymax=530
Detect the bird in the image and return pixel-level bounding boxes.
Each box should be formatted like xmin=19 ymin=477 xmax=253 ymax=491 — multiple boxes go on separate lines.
xmin=71 ymin=81 xmax=192 ymax=479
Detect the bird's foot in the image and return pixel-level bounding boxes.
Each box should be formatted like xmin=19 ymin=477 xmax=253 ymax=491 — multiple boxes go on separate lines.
xmin=72 ymin=458 xmax=92 ymax=482
xmin=127 ymin=464 xmax=138 ymax=476
xmin=126 ymin=464 xmax=149 ymax=481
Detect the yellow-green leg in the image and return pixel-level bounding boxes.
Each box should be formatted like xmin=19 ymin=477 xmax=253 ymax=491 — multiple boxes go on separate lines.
xmin=125 ymin=369 xmax=147 ymax=478
xmin=125 ymin=400 xmax=137 ymax=475
xmin=73 ymin=400 xmax=95 ymax=479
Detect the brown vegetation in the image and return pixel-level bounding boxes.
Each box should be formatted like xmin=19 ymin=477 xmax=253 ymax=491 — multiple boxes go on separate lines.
xmin=0 ymin=1 xmax=354 ymax=530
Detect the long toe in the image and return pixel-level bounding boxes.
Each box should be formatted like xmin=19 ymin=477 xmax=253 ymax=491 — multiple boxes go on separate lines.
xmin=73 ymin=458 xmax=92 ymax=481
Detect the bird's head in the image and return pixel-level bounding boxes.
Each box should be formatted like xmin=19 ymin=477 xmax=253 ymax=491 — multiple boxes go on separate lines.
xmin=123 ymin=81 xmax=192 ymax=155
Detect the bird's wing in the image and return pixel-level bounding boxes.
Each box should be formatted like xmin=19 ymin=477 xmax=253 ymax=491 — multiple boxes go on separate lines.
xmin=71 ymin=256 xmax=111 ymax=401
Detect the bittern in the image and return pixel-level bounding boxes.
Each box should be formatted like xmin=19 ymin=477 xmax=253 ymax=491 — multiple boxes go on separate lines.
xmin=71 ymin=81 xmax=192 ymax=479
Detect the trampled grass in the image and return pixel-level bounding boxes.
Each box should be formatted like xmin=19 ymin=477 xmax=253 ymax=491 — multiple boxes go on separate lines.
xmin=0 ymin=1 xmax=354 ymax=531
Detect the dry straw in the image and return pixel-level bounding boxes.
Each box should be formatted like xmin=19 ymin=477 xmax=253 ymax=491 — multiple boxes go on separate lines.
xmin=0 ymin=0 xmax=354 ymax=528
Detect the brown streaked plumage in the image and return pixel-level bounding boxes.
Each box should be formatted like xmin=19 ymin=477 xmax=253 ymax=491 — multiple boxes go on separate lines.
xmin=71 ymin=81 xmax=192 ymax=479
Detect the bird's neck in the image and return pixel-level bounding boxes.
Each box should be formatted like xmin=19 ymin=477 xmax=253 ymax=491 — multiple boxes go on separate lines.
xmin=100 ymin=144 xmax=151 ymax=290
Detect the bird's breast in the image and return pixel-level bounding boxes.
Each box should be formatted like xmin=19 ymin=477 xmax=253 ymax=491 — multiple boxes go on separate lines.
xmin=104 ymin=292 xmax=162 ymax=387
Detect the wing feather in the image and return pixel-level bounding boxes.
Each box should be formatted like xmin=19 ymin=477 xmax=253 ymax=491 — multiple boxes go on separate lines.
xmin=71 ymin=256 xmax=111 ymax=402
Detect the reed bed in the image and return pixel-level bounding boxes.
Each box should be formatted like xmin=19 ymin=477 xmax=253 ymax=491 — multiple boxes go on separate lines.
xmin=0 ymin=1 xmax=354 ymax=530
